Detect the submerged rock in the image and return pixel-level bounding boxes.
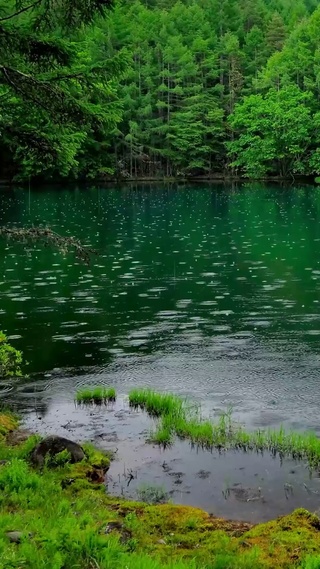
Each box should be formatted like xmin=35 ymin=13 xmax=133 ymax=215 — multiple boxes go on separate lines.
xmin=31 ymin=435 xmax=85 ymax=467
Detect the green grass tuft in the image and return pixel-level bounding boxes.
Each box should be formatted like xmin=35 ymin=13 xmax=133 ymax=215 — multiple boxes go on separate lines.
xmin=76 ymin=386 xmax=116 ymax=405
xmin=129 ymin=389 xmax=320 ymax=469
xmin=129 ymin=389 xmax=184 ymax=417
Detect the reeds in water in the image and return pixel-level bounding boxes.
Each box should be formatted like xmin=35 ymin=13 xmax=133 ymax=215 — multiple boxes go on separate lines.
xmin=76 ymin=386 xmax=116 ymax=405
xmin=129 ymin=389 xmax=320 ymax=469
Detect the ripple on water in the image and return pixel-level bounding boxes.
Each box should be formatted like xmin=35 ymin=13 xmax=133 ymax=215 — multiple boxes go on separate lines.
xmin=2 ymin=184 xmax=320 ymax=443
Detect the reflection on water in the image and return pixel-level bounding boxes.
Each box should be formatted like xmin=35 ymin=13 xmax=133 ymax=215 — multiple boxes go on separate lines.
xmin=1 ymin=183 xmax=320 ymax=435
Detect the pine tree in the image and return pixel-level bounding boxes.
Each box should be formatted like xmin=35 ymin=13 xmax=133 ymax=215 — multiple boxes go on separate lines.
xmin=0 ymin=0 xmax=123 ymax=180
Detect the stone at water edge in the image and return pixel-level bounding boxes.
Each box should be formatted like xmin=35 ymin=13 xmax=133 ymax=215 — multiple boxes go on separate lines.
xmin=31 ymin=435 xmax=85 ymax=467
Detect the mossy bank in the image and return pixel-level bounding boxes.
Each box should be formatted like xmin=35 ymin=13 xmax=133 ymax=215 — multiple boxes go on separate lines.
xmin=0 ymin=414 xmax=320 ymax=568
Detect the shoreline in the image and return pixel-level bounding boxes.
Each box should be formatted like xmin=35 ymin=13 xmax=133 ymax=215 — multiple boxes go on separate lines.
xmin=17 ymin=390 xmax=320 ymax=523
xmin=1 ymin=410 xmax=320 ymax=568
xmin=0 ymin=174 xmax=318 ymax=188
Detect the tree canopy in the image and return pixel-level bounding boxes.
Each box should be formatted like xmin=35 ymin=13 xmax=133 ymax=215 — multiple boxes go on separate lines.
xmin=2 ymin=0 xmax=320 ymax=180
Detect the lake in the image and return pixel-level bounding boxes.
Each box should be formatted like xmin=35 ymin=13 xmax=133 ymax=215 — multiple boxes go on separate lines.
xmin=2 ymin=182 xmax=320 ymax=521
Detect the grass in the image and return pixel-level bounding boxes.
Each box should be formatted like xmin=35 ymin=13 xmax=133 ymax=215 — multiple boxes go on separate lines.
xmin=76 ymin=386 xmax=116 ymax=405
xmin=0 ymin=414 xmax=320 ymax=567
xmin=129 ymin=389 xmax=320 ymax=470
xmin=129 ymin=389 xmax=184 ymax=417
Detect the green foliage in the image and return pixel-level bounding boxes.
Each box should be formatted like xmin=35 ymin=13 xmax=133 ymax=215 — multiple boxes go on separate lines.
xmin=0 ymin=0 xmax=124 ymax=181
xmin=228 ymin=86 xmax=314 ymax=177
xmin=2 ymin=0 xmax=320 ymax=180
xmin=102 ymin=0 xmax=320 ymax=179
xmin=0 ymin=458 xmax=40 ymax=493
xmin=0 ymin=331 xmax=24 ymax=378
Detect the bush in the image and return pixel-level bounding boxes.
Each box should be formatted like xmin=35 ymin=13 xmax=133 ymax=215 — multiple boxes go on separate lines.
xmin=0 ymin=332 xmax=24 ymax=378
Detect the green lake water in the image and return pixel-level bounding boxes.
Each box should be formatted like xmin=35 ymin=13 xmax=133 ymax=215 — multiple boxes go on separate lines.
xmin=1 ymin=183 xmax=320 ymax=433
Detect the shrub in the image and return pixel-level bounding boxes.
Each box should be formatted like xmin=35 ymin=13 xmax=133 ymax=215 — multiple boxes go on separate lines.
xmin=0 ymin=332 xmax=24 ymax=378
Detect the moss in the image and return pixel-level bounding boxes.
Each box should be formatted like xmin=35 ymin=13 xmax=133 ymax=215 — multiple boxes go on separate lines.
xmin=130 ymin=504 xmax=253 ymax=563
xmin=241 ymin=509 xmax=320 ymax=568
xmin=59 ymin=443 xmax=111 ymax=487
xmin=81 ymin=442 xmax=111 ymax=470
xmin=0 ymin=412 xmax=19 ymax=435
xmin=98 ymin=501 xmax=320 ymax=568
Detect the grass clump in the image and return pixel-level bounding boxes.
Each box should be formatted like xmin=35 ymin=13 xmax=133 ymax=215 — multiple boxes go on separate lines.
xmin=76 ymin=386 xmax=116 ymax=405
xmin=129 ymin=389 xmax=184 ymax=418
xmin=129 ymin=389 xmax=320 ymax=470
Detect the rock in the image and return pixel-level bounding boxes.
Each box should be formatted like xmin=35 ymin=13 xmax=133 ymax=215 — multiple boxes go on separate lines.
xmin=31 ymin=436 xmax=85 ymax=467
xmin=105 ymin=521 xmax=123 ymax=534
xmin=6 ymin=531 xmax=23 ymax=543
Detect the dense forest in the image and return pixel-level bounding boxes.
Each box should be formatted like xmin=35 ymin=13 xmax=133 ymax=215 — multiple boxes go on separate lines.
xmin=2 ymin=0 xmax=320 ymax=181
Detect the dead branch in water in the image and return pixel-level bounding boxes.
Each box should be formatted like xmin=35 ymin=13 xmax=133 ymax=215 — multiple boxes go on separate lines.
xmin=0 ymin=226 xmax=97 ymax=265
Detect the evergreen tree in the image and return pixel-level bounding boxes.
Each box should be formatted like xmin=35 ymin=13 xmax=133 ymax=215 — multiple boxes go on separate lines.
xmin=2 ymin=0 xmax=320 ymax=180
xmin=0 ymin=0 xmax=124 ymax=180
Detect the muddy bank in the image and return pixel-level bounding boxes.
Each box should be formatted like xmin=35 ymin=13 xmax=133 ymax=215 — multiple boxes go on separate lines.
xmin=19 ymin=395 xmax=320 ymax=523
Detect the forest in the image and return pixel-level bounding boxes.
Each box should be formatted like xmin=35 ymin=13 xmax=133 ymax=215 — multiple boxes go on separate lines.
xmin=2 ymin=0 xmax=320 ymax=181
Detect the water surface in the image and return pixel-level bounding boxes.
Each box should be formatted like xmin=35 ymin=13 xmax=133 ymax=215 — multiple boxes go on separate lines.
xmin=1 ymin=183 xmax=320 ymax=520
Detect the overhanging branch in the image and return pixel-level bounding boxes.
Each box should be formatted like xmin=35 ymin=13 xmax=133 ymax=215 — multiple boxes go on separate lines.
xmin=0 ymin=226 xmax=98 ymax=265
xmin=0 ymin=0 xmax=42 ymax=22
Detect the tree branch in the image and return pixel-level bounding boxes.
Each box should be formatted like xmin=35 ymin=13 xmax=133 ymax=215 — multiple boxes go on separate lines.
xmin=0 ymin=0 xmax=42 ymax=22
xmin=47 ymin=72 xmax=85 ymax=82
xmin=0 ymin=226 xmax=98 ymax=265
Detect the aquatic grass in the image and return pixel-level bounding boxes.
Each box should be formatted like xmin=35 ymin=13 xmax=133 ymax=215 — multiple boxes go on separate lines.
xmin=76 ymin=386 xmax=116 ymax=405
xmin=132 ymin=389 xmax=320 ymax=470
xmin=129 ymin=389 xmax=185 ymax=418
xmin=76 ymin=388 xmax=92 ymax=403
xmin=150 ymin=424 xmax=174 ymax=447
xmin=136 ymin=483 xmax=168 ymax=504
